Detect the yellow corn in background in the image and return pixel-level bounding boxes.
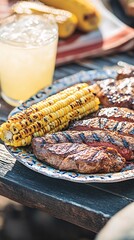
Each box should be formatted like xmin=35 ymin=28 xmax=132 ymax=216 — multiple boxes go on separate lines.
xmin=0 ymin=83 xmax=100 ymax=147
xmin=39 ymin=0 xmax=101 ymax=32
xmin=12 ymin=1 xmax=78 ymax=38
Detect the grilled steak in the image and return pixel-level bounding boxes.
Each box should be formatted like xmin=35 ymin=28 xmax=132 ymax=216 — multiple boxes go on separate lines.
xmin=98 ymin=77 xmax=134 ymax=109
xmin=32 ymin=142 xmax=126 ymax=174
xmin=91 ymin=77 xmax=134 ymax=109
xmin=70 ymin=118 xmax=134 ymax=137
xmin=32 ymin=130 xmax=134 ymax=160
xmin=116 ymin=67 xmax=134 ymax=80
xmin=91 ymin=107 xmax=134 ymax=123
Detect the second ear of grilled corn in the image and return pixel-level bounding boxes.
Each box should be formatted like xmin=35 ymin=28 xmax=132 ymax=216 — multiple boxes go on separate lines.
xmin=0 ymin=83 xmax=100 ymax=147
xmin=12 ymin=1 xmax=78 ymax=38
xmin=40 ymin=0 xmax=101 ymax=32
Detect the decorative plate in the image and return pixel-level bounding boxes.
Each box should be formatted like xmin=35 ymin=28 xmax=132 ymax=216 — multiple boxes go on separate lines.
xmin=7 ymin=69 xmax=134 ymax=183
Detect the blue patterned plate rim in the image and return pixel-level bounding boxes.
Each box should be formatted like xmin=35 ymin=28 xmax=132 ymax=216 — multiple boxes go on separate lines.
xmin=7 ymin=69 xmax=134 ymax=183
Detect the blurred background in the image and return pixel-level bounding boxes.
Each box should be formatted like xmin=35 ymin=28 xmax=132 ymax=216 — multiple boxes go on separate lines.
xmin=0 ymin=0 xmax=133 ymax=239
xmin=0 ymin=196 xmax=96 ymax=240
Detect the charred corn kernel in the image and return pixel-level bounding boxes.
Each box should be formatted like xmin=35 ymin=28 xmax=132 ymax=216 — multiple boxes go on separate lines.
xmin=13 ymin=92 xmax=93 ymax=136
xmin=7 ymin=83 xmax=89 ymax=130
xmin=12 ymin=1 xmax=78 ymax=38
xmin=0 ymin=83 xmax=100 ymax=147
xmin=8 ymin=83 xmax=88 ymax=125
xmin=40 ymin=0 xmax=101 ymax=32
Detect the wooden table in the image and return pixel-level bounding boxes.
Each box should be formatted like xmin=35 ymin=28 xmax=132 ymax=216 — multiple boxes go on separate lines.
xmin=0 ymin=54 xmax=134 ymax=233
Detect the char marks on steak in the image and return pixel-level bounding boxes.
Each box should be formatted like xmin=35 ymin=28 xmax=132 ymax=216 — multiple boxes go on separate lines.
xmin=91 ymin=77 xmax=134 ymax=109
xmin=70 ymin=118 xmax=134 ymax=137
xmin=32 ymin=130 xmax=134 ymax=160
xmin=91 ymin=107 xmax=134 ymax=123
xmin=32 ymin=142 xmax=126 ymax=174
xmin=32 ymin=67 xmax=134 ymax=173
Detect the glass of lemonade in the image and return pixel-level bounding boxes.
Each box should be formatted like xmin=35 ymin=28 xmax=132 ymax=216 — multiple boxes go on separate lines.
xmin=0 ymin=14 xmax=58 ymax=106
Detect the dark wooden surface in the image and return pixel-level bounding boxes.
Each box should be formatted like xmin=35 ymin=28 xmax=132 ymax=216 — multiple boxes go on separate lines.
xmin=0 ymin=54 xmax=134 ymax=233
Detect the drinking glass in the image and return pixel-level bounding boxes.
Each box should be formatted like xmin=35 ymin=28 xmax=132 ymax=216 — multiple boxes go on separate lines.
xmin=0 ymin=14 xmax=58 ymax=106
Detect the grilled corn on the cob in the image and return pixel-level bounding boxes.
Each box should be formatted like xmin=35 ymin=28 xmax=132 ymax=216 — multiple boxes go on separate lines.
xmin=12 ymin=1 xmax=78 ymax=38
xmin=40 ymin=0 xmax=101 ymax=32
xmin=0 ymin=83 xmax=100 ymax=147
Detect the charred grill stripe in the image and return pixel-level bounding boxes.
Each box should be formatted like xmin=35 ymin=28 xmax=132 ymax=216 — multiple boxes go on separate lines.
xmin=63 ymin=132 xmax=74 ymax=143
xmin=92 ymin=133 xmax=100 ymax=142
xmin=122 ymin=139 xmax=129 ymax=148
xmin=40 ymin=138 xmax=46 ymax=147
xmin=107 ymin=135 xmax=115 ymax=144
xmin=98 ymin=118 xmax=101 ymax=128
xmin=42 ymin=139 xmax=46 ymax=144
xmin=126 ymin=113 xmax=133 ymax=118
xmin=90 ymin=150 xmax=100 ymax=162
xmin=118 ymin=122 xmax=126 ymax=134
xmin=52 ymin=133 xmax=60 ymax=143
xmin=113 ymin=122 xmax=119 ymax=131
xmin=79 ymin=133 xmax=87 ymax=143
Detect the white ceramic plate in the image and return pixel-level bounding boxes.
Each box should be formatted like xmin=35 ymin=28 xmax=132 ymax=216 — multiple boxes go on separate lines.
xmin=7 ymin=69 xmax=134 ymax=183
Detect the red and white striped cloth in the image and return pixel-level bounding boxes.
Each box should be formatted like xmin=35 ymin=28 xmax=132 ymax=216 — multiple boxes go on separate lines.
xmin=0 ymin=0 xmax=134 ymax=65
